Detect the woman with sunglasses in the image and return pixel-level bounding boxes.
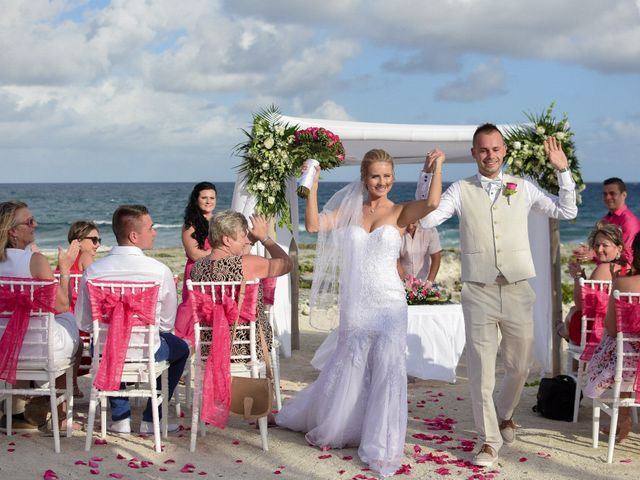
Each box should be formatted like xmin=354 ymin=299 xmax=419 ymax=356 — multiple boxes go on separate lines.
xmin=0 ymin=200 xmax=81 ymax=432
xmin=62 ymin=220 xmax=102 ymax=397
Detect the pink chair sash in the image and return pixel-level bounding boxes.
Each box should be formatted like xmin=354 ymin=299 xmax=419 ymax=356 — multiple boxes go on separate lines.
xmin=190 ymin=288 xmax=239 ymax=428
xmin=87 ymin=282 xmax=159 ymax=391
xmin=0 ymin=277 xmax=57 ymax=384
xmin=176 ymin=283 xmax=259 ymax=344
xmin=261 ymin=277 xmax=277 ymax=306
xmin=579 ymin=286 xmax=610 ymax=361
xmin=614 ymin=298 xmax=640 ymax=403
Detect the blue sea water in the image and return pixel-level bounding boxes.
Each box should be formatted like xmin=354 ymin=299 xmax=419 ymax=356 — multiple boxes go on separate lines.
xmin=1 ymin=182 xmax=637 ymax=250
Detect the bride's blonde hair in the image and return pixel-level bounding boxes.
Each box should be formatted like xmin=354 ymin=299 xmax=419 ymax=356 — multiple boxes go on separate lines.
xmin=360 ymin=149 xmax=395 ymax=182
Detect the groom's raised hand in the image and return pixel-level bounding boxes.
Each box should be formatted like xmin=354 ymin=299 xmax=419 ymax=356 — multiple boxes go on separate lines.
xmin=422 ymin=148 xmax=445 ymax=173
xmin=544 ymin=136 xmax=569 ymax=171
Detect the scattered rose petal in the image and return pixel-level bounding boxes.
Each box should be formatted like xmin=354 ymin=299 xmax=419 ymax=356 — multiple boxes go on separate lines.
xmin=519 ymin=457 xmax=527 ymax=462
xmin=164 ymin=459 xmax=176 ymax=464
xmin=109 ymin=474 xmax=124 ymax=479
xmin=91 ymin=456 xmax=103 ymax=462
xmin=43 ymin=470 xmax=58 ymax=480
xmin=235 ymin=460 xmax=243 ymax=464
xmin=159 ymin=468 xmax=168 ymax=472
xmin=232 ymin=440 xmax=240 ymax=445
xmin=342 ymin=455 xmax=353 ymax=460
xmin=74 ymin=460 xmax=87 ymax=466
xmin=7 ymin=448 xmax=15 ymax=453
xmin=273 ymin=471 xmax=281 ymax=475
xmin=337 ymin=469 xmax=346 ymax=475
xmin=90 ymin=470 xmax=100 ymax=475
xmin=116 ymin=454 xmax=126 ymax=460
xmin=141 ymin=461 xmax=152 ymax=468
xmin=180 ymin=411 xmax=185 ymax=418
xmin=8 ymin=442 xmax=15 ymax=446
xmin=435 ymin=467 xmax=451 ymax=475
xmin=318 ymin=454 xmax=332 ymax=459
xmin=456 ymin=397 xmax=464 ymax=401
xmin=180 ymin=463 xmax=196 ymax=473
xmin=89 ymin=461 xmax=100 ymax=468
xmin=620 ymin=459 xmax=632 ymax=463
xmin=94 ymin=438 xmax=108 ymax=445
xmin=128 ymin=461 xmax=140 ymax=469
xmin=395 ymin=464 xmax=412 ymax=475
xmin=198 ymin=473 xmax=207 ymax=476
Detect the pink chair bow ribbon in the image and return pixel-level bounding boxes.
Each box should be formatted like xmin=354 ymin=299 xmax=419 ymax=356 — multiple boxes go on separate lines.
xmin=190 ymin=289 xmax=240 ymax=428
xmin=88 ymin=283 xmax=159 ymax=391
xmin=613 ymin=298 xmax=640 ymax=403
xmin=260 ymin=277 xmax=277 ymax=306
xmin=580 ymin=286 xmax=610 ymax=362
xmin=0 ymin=278 xmax=57 ymax=384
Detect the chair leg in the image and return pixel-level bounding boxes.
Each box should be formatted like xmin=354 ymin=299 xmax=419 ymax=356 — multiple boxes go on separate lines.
xmin=85 ymin=390 xmax=98 ymax=451
xmin=573 ymin=361 xmax=583 ymax=423
xmin=271 ymin=347 xmax=282 ymax=411
xmin=66 ymin=367 xmax=74 ymax=437
xmin=161 ymin=371 xmax=169 ymax=438
xmin=607 ymin=406 xmax=619 ymax=463
xmin=5 ymin=384 xmax=13 ymax=437
xmin=150 ymin=383 xmax=162 ymax=453
xmin=190 ymin=366 xmax=202 ymax=452
xmin=100 ymin=396 xmax=108 ymax=439
xmin=592 ymin=401 xmax=601 ymax=448
xmin=49 ymin=380 xmax=61 ymax=454
xmin=632 ymin=406 xmax=638 ymax=424
xmin=257 ymin=415 xmax=269 ymax=451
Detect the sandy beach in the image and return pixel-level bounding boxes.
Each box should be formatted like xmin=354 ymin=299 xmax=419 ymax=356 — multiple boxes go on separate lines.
xmin=2 ymin=244 xmax=638 ymax=479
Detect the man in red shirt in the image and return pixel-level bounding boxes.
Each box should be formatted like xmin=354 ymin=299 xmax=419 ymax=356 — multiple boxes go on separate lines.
xmin=574 ymin=177 xmax=640 ymax=264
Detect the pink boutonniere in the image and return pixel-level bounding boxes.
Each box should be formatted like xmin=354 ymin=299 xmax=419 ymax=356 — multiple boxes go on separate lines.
xmin=503 ymin=182 xmax=517 ymax=204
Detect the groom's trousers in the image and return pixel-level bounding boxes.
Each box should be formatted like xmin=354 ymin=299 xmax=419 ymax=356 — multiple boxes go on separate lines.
xmin=461 ymin=279 xmax=536 ymax=451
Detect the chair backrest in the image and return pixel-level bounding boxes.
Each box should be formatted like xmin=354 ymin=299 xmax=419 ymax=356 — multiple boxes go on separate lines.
xmin=0 ymin=277 xmax=58 ymax=369
xmin=612 ymin=290 xmax=640 ymax=400
xmin=579 ymin=278 xmax=612 ymax=349
xmin=54 ymin=272 xmax=83 ymax=312
xmin=187 ymin=279 xmax=259 ymax=363
xmin=86 ymin=280 xmax=160 ymax=367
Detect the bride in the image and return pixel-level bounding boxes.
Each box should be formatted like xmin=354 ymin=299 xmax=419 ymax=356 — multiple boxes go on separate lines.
xmin=276 ymin=148 xmax=444 ymax=476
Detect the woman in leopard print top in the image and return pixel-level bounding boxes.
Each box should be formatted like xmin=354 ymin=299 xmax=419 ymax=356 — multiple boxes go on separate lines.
xmin=190 ymin=210 xmax=292 ymax=360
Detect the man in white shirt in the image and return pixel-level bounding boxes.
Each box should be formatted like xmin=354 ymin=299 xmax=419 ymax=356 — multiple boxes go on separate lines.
xmin=398 ymin=223 xmax=442 ymax=283
xmin=76 ymin=205 xmax=189 ymax=434
xmin=416 ymin=124 xmax=577 ymax=467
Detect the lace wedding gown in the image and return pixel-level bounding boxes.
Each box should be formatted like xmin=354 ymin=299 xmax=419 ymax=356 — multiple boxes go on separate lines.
xmin=276 ymin=225 xmax=408 ymax=476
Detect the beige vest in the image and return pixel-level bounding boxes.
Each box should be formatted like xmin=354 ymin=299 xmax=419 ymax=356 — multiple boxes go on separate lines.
xmin=459 ymin=174 xmax=536 ymax=284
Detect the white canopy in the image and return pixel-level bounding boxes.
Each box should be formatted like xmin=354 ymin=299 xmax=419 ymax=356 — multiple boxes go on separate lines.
xmin=281 ymin=115 xmax=513 ymax=164
xmin=233 ymin=116 xmax=554 ymax=375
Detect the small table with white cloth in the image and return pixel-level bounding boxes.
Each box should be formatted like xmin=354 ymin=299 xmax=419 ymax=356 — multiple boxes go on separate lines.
xmin=311 ymin=303 xmax=466 ymax=383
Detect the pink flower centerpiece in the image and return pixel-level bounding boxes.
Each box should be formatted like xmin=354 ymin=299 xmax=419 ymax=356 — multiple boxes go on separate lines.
xmin=404 ymin=275 xmax=450 ymax=305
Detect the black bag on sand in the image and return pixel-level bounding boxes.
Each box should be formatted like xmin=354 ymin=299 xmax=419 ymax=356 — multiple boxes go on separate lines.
xmin=532 ymin=375 xmax=580 ymax=422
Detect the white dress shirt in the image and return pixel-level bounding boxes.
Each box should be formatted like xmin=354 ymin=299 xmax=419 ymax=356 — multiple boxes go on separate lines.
xmin=416 ymin=169 xmax=578 ymax=228
xmin=75 ymin=246 xmax=177 ymax=352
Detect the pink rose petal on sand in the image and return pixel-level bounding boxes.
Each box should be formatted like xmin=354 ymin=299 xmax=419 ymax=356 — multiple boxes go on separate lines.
xmin=90 ymin=469 xmax=100 ymax=475
xmin=89 ymin=461 xmax=100 ymax=468
xmin=74 ymin=460 xmax=87 ymax=466
xmin=337 ymin=469 xmax=346 ymax=475
xmin=180 ymin=464 xmax=196 ymax=473
xmin=232 ymin=440 xmax=240 ymax=445
xmin=318 ymin=454 xmax=332 ymax=459
xmin=235 ymin=460 xmax=243 ymax=463
xmin=7 ymin=448 xmax=15 ymax=453
xmin=273 ymin=471 xmax=282 ymax=475
xmin=620 ymin=459 xmax=632 ymax=463
xmin=164 ymin=459 xmax=176 ymax=464
xmin=342 ymin=455 xmax=353 ymax=460
xmin=128 ymin=461 xmax=140 ymax=469
xmin=8 ymin=442 xmax=15 ymax=446
xmin=519 ymin=457 xmax=527 ymax=462
xmin=159 ymin=468 xmax=168 ymax=472
xmin=91 ymin=456 xmax=103 ymax=462
xmin=198 ymin=472 xmax=207 ymax=476
xmin=109 ymin=474 xmax=124 ymax=479
xmin=141 ymin=461 xmax=152 ymax=468
xmin=43 ymin=470 xmax=58 ymax=480
xmin=94 ymin=438 xmax=108 ymax=445
xmin=116 ymin=454 xmax=126 ymax=460
xmin=435 ymin=467 xmax=450 ymax=475
xmin=395 ymin=464 xmax=412 ymax=475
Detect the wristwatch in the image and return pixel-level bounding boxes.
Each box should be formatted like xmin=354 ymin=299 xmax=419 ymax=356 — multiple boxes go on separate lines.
xmin=558 ymin=167 xmax=570 ymax=173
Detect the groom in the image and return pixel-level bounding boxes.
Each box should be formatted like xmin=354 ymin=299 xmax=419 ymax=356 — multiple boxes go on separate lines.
xmin=416 ymin=124 xmax=577 ymax=467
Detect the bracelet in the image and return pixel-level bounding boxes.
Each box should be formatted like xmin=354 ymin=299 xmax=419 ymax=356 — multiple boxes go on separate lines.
xmin=260 ymin=236 xmax=271 ymax=244
xmin=558 ymin=167 xmax=570 ymax=173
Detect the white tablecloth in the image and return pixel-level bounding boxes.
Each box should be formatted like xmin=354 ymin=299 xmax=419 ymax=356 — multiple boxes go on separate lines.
xmin=311 ymin=303 xmax=466 ymax=383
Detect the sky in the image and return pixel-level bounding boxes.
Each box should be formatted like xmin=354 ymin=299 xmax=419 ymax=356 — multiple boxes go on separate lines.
xmin=1 ymin=0 xmax=639 ymax=183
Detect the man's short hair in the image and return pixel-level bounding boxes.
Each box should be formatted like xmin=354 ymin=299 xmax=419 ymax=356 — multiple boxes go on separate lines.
xmin=112 ymin=205 xmax=149 ymax=244
xmin=603 ymin=177 xmax=626 ymax=193
xmin=473 ymin=123 xmax=504 ymax=144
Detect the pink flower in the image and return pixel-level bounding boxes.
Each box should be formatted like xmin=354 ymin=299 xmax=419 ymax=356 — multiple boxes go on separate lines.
xmin=503 ymin=182 xmax=517 ymax=197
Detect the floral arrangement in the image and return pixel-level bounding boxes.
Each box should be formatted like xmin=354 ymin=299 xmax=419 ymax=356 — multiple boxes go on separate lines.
xmin=404 ymin=276 xmax=450 ymax=305
xmin=294 ymin=127 xmax=345 ymax=197
xmin=503 ymin=181 xmax=517 ymax=204
xmin=504 ymin=102 xmax=586 ymax=204
xmin=236 ymin=106 xmax=300 ymax=229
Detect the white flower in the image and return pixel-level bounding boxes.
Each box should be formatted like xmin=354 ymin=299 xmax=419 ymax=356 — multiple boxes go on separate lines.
xmin=256 ymin=182 xmax=266 ymax=191
xmin=536 ymin=126 xmax=545 ymax=135
xmin=262 ymin=162 xmax=269 ymax=170
xmin=555 ymin=131 xmax=566 ymax=140
xmin=513 ymin=141 xmax=522 ymax=150
xmin=267 ymin=196 xmax=275 ymax=204
xmin=275 ymin=125 xmax=285 ymax=136
xmin=514 ymin=159 xmax=523 ymax=168
xmin=263 ymin=136 xmax=275 ymax=149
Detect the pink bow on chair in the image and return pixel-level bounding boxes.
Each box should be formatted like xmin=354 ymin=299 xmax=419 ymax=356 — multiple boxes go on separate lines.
xmin=190 ymin=289 xmax=239 ymax=428
xmin=579 ymin=287 xmax=610 ymax=362
xmin=614 ymin=299 xmax=640 ymax=403
xmin=88 ymin=283 xmax=159 ymax=391
xmin=0 ymin=278 xmax=57 ymax=384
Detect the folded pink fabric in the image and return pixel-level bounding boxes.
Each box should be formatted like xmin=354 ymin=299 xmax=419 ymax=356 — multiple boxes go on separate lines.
xmin=261 ymin=277 xmax=277 ymax=305
xmin=614 ymin=298 xmax=640 ymax=403
xmin=190 ymin=288 xmax=239 ymax=428
xmin=0 ymin=277 xmax=57 ymax=384
xmin=579 ymin=286 xmax=610 ymax=362
xmin=87 ymin=281 xmax=159 ymax=391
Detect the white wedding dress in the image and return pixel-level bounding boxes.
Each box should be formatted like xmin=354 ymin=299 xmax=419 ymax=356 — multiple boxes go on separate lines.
xmin=276 ymin=225 xmax=408 ymax=476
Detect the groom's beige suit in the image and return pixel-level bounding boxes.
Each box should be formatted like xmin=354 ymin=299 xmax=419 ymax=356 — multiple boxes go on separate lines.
xmin=417 ymin=170 xmax=577 ymax=451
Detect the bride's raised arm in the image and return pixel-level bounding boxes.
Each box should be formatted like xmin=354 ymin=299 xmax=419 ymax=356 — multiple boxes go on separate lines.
xmin=398 ymin=149 xmax=444 ymax=228
xmin=305 ymin=164 xmax=338 ymax=233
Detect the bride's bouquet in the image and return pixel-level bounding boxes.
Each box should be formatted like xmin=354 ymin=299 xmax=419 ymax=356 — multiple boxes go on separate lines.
xmin=404 ymin=276 xmax=450 ymax=305
xmin=294 ymin=127 xmax=345 ymax=198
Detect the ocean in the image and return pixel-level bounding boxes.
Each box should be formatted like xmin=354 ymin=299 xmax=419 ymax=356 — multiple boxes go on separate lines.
xmin=1 ymin=182 xmax=637 ymax=251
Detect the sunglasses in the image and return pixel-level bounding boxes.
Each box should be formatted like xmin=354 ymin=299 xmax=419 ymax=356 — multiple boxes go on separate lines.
xmin=15 ymin=216 xmax=37 ymax=227
xmin=84 ymin=236 xmax=102 ymax=246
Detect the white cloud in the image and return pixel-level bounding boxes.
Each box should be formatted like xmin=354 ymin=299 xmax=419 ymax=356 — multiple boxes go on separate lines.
xmin=435 ymin=60 xmax=506 ymax=102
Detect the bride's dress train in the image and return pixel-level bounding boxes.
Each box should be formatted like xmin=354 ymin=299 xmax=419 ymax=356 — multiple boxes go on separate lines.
xmin=277 ymin=225 xmax=407 ymax=476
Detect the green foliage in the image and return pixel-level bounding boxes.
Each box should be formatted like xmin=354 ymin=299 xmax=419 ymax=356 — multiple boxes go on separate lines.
xmin=504 ymin=102 xmax=586 ymax=204
xmin=561 ymin=282 xmax=574 ymax=304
